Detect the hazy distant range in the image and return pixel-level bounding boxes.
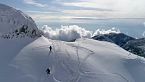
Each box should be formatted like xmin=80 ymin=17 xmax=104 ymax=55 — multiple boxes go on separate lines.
xmin=36 ymin=18 xmax=145 ymax=38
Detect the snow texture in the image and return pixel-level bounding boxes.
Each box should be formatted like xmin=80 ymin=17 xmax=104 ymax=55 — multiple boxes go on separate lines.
xmin=0 ymin=36 xmax=144 ymax=82
xmin=0 ymin=3 xmax=40 ymax=81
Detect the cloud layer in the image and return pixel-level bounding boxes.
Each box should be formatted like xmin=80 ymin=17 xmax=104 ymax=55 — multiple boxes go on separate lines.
xmin=25 ymin=0 xmax=145 ymax=22
xmin=23 ymin=0 xmax=48 ymax=7
xmin=22 ymin=0 xmax=145 ymax=23
xmin=40 ymin=25 xmax=120 ymax=41
xmin=93 ymin=27 xmax=120 ymax=36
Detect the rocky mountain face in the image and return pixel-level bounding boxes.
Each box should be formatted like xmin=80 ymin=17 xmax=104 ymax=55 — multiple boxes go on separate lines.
xmin=123 ymin=38 xmax=145 ymax=57
xmin=92 ymin=33 xmax=135 ymax=47
xmin=92 ymin=33 xmax=145 ymax=57
xmin=0 ymin=25 xmax=42 ymax=39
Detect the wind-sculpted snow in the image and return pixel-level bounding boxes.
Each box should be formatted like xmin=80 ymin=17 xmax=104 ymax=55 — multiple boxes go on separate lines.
xmin=7 ymin=36 xmax=145 ymax=82
xmin=40 ymin=25 xmax=120 ymax=42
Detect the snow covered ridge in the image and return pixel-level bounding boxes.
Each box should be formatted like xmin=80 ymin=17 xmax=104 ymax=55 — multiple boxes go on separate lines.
xmin=0 ymin=3 xmax=42 ymax=39
xmin=9 ymin=36 xmax=145 ymax=82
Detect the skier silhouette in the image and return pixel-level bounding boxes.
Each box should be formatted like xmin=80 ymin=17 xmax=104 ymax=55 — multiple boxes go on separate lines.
xmin=49 ymin=46 xmax=52 ymax=52
xmin=46 ymin=68 xmax=50 ymax=75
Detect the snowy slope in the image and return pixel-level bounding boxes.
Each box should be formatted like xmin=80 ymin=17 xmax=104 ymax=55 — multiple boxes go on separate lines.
xmin=0 ymin=4 xmax=41 ymax=81
xmin=0 ymin=38 xmax=37 ymax=81
xmin=6 ymin=36 xmax=145 ymax=82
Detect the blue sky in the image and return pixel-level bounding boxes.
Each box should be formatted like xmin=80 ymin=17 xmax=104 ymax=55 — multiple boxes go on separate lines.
xmin=1 ymin=0 xmax=145 ymax=23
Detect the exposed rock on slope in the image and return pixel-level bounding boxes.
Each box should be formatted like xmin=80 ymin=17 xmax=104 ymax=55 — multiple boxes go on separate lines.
xmin=123 ymin=38 xmax=145 ymax=57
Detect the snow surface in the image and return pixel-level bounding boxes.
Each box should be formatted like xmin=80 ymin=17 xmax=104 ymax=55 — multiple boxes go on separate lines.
xmin=0 ymin=36 xmax=144 ymax=82
xmin=0 ymin=37 xmax=37 ymax=82
xmin=0 ymin=3 xmax=41 ymax=82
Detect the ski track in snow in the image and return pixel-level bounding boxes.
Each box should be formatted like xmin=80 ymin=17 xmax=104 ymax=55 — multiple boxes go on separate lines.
xmin=35 ymin=39 xmax=125 ymax=82
xmin=32 ymin=40 xmax=97 ymax=82
xmin=50 ymin=40 xmax=129 ymax=82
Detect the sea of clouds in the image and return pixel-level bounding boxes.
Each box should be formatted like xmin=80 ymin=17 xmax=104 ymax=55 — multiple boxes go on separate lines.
xmin=40 ymin=25 xmax=120 ymax=41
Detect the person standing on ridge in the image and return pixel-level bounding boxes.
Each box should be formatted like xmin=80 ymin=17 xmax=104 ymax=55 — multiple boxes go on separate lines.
xmin=49 ymin=46 xmax=52 ymax=52
xmin=46 ymin=68 xmax=50 ymax=75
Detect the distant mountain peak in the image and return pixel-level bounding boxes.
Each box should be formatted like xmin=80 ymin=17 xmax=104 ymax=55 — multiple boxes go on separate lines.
xmin=92 ymin=33 xmax=135 ymax=47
